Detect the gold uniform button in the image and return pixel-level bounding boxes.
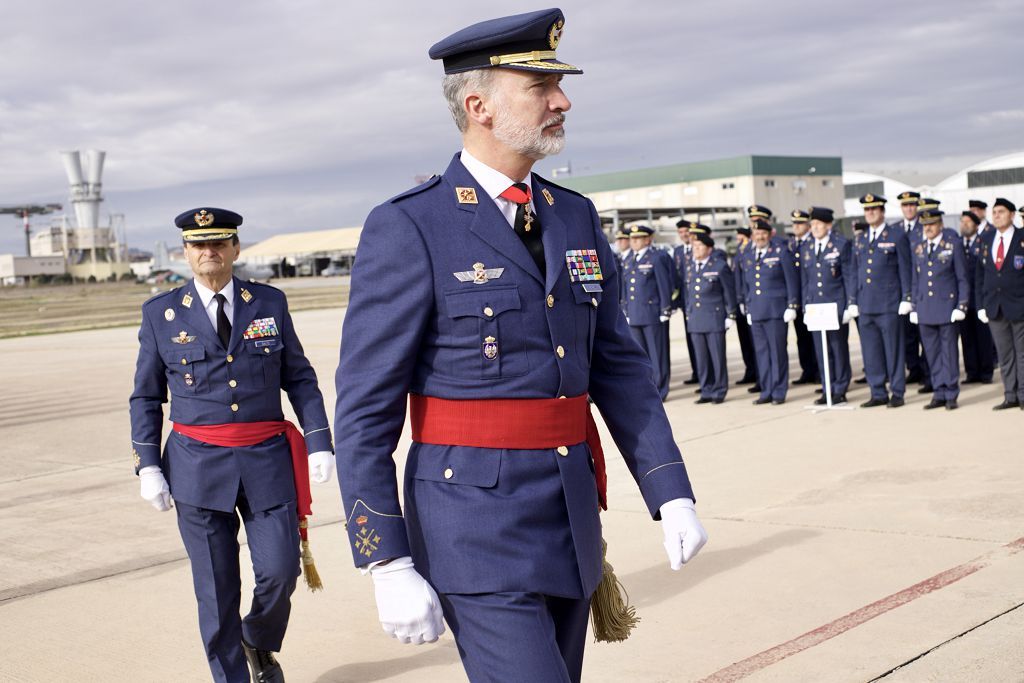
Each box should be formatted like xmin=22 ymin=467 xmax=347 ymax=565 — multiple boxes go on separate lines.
xmin=483 ymin=306 xmax=494 ymax=317
xmin=866 ymin=278 xmax=872 ymax=283
xmin=927 ymin=271 xmax=933 ymax=277
xmin=557 ymin=446 xmax=569 ymax=456
xmin=229 ymin=379 xmax=237 ymax=388
xmin=181 ymin=358 xmax=187 ymax=365
xmin=591 ymin=297 xmax=598 ymax=307
xmin=230 ymin=403 xmax=239 ymax=412
xmin=630 ymin=278 xmax=636 ymax=283
xmin=755 ymin=289 xmax=762 ymax=295
xmin=443 ymin=467 xmax=454 ymax=480
xmin=226 ymin=355 xmax=234 ymax=363
xmin=264 ymin=348 xmax=270 ymax=354
xmin=558 ymin=395 xmax=567 ymax=399
xmin=546 ymin=295 xmax=555 ymax=308
xmin=556 ymin=345 xmax=565 ymax=358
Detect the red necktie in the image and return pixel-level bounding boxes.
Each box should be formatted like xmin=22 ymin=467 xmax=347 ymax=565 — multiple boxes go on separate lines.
xmin=500 ymin=183 xmax=545 ymax=273
xmin=996 ymin=237 xmax=1005 ymax=271
xmin=499 ymin=184 xmax=531 ymax=205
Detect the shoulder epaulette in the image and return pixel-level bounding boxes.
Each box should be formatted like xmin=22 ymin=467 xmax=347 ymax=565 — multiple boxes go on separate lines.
xmin=531 ymin=173 xmax=587 ymax=201
xmin=388 ymin=174 xmax=442 ymax=204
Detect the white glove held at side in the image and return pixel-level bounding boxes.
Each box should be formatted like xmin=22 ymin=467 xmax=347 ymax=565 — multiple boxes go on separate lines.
xmin=843 ymin=304 xmax=859 ymax=324
xmin=951 ymin=309 xmax=966 ymax=323
xmin=139 ymin=466 xmax=172 ymax=512
xmin=783 ymin=309 xmax=797 ymax=323
xmin=370 ymin=557 xmax=445 ymax=645
xmin=909 ymin=311 xmax=919 ymax=325
xmin=308 ymin=450 xmax=335 ymax=484
xmin=660 ymin=498 xmax=708 ymax=571
xmin=898 ymin=301 xmax=913 ymax=316
xmin=978 ymin=309 xmax=989 ymax=324
xmin=746 ymin=313 xmax=753 ymax=326
xmin=724 ymin=318 xmax=734 ymax=331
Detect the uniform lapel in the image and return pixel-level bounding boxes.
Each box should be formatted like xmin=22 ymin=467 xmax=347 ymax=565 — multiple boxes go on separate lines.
xmin=443 ymin=155 xmax=543 ymax=285
xmin=228 ymin=276 xmax=254 ymax=354
xmin=179 ymin=279 xmax=216 ymax=346
xmin=530 ymin=176 xmax=567 ymax=295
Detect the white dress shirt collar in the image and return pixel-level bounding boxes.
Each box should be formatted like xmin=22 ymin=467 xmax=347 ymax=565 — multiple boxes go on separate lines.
xmin=193 ymin=278 xmax=235 ymax=332
xmin=635 ymin=246 xmax=650 ymax=260
xmin=460 ymin=148 xmax=536 ymax=229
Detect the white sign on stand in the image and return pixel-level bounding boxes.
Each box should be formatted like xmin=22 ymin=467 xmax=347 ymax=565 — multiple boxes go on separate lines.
xmin=802 ymin=303 xmax=853 ymax=413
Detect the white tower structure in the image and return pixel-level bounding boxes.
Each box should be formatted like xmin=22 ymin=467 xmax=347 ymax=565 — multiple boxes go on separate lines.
xmin=56 ymin=149 xmax=129 ymax=280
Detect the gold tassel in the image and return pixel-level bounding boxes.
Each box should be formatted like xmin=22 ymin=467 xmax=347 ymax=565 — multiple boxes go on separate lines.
xmin=589 ymin=538 xmax=639 ymax=642
xmin=301 ymin=539 xmax=323 ymax=592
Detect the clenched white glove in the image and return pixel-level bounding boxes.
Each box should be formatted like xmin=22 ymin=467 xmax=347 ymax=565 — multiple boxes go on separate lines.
xmin=978 ymin=309 xmax=989 ymax=324
xmin=783 ymin=309 xmax=797 ymax=323
xmin=724 ymin=318 xmax=734 ymax=331
xmin=139 ymin=466 xmax=172 ymax=512
xmin=739 ymin=303 xmax=747 ymax=316
xmin=745 ymin=313 xmax=753 ymax=326
xmin=898 ymin=301 xmax=913 ymax=316
xmin=308 ymin=450 xmax=335 ymax=484
xmin=659 ymin=315 xmax=670 ymax=323
xmin=843 ymin=304 xmax=860 ymax=324
xmin=660 ymin=498 xmax=708 ymax=570
xmin=370 ymin=557 xmax=445 ymax=644
xmin=951 ymin=309 xmax=966 ymax=323
xmin=909 ymin=311 xmax=919 ymax=325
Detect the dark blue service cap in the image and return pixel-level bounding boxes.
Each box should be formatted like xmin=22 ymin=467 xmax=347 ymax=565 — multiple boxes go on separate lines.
xmin=736 ymin=226 xmax=752 ymax=237
xmin=614 ymin=227 xmax=630 ymax=239
xmin=968 ymin=199 xmax=987 ymax=209
xmin=994 ymin=197 xmax=1017 ymax=213
xmin=629 ymin=224 xmax=655 ymax=237
xmin=917 ymin=197 xmax=940 ymax=211
xmin=174 ymin=207 xmax=242 ymax=242
xmin=790 ymin=209 xmax=810 ymax=223
xmin=809 ymin=206 xmax=834 ymax=222
xmin=859 ymin=193 xmax=886 ymax=208
xmin=687 ymin=222 xmax=711 ymax=235
xmin=747 ymin=204 xmax=772 ymax=219
xmin=897 ymin=191 xmax=921 ymax=204
xmin=919 ymin=208 xmax=944 ymax=225
xmin=752 ymin=219 xmax=772 ymax=231
xmin=429 ymin=8 xmax=582 ymax=75
xmin=961 ymin=211 xmax=980 ymax=226
xmin=694 ymin=232 xmax=715 ymax=247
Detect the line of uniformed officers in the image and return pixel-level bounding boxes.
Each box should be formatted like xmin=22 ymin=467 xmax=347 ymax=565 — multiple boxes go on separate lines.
xmin=613 ymin=195 xmax=1024 ymax=411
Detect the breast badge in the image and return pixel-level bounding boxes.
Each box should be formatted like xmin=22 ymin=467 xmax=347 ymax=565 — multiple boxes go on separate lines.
xmin=184 ymin=373 xmax=194 ymax=386
xmin=565 ymin=249 xmax=603 ymax=282
xmin=164 ymin=308 xmax=175 ymax=321
xmin=172 ymin=330 xmax=197 ymax=344
xmin=454 ymin=262 xmax=504 ymax=284
xmin=181 ymin=293 xmax=193 ymax=308
xmin=455 ymin=187 xmax=479 ymax=204
xmin=240 ymin=288 xmax=253 ymax=303
xmin=482 ymin=336 xmax=499 ymax=360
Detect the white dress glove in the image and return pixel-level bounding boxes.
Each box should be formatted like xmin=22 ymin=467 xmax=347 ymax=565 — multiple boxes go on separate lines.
xmin=739 ymin=303 xmax=747 ymax=316
xmin=951 ymin=309 xmax=966 ymax=323
xmin=783 ymin=309 xmax=797 ymax=323
xmin=745 ymin=313 xmax=753 ymax=326
xmin=308 ymin=450 xmax=335 ymax=484
xmin=660 ymin=498 xmax=708 ymax=570
xmin=842 ymin=304 xmax=859 ymax=324
xmin=909 ymin=311 xmax=919 ymax=325
xmin=139 ymin=466 xmax=172 ymax=512
xmin=659 ymin=315 xmax=670 ymax=323
xmin=723 ymin=318 xmax=734 ymax=331
xmin=978 ymin=309 xmax=989 ymax=324
xmin=898 ymin=301 xmax=914 ymax=316
xmin=370 ymin=557 xmax=445 ymax=644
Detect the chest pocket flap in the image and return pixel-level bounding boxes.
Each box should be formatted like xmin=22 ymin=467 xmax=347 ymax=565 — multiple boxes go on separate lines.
xmin=162 ymin=346 xmax=206 ymax=365
xmin=572 ymin=283 xmax=603 ymax=306
xmin=409 ymin=445 xmax=501 ymax=487
xmin=246 ymin=337 xmax=284 ymax=354
xmin=445 ymin=285 xmax=521 ymax=319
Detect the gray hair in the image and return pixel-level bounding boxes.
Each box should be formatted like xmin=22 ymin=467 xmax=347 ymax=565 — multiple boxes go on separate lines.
xmin=442 ymin=69 xmax=496 ymax=132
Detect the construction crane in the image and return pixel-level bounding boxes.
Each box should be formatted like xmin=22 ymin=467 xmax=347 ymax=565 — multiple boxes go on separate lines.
xmin=0 ymin=203 xmax=63 ymax=255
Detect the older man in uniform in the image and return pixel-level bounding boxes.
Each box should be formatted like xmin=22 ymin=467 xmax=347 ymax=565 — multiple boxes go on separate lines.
xmin=895 ymin=191 xmax=930 ymax=386
xmin=129 ymin=208 xmax=335 ymax=683
xmin=737 ymin=219 xmax=798 ymax=404
xmin=788 ymin=210 xmax=819 ymax=385
xmin=614 ymin=226 xmax=631 ymax=315
xmin=733 ymin=217 xmax=760 ymax=389
xmin=673 ymin=219 xmax=699 ymax=385
xmin=850 ymin=194 xmax=913 ymax=408
xmin=909 ymin=209 xmax=969 ymax=410
xmin=686 ymin=231 xmax=736 ymax=404
xmin=623 ymin=224 xmax=675 ymax=399
xmin=959 ymin=211 xmax=995 ymax=384
xmin=332 ymin=10 xmax=707 ymax=682
xmin=977 ymin=198 xmax=1024 ymax=410
xmin=801 ymin=207 xmax=856 ymax=405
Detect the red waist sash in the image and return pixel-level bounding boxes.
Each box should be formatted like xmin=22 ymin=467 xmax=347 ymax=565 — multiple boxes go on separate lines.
xmin=172 ymin=420 xmax=313 ymax=538
xmin=409 ymin=394 xmax=608 ymax=510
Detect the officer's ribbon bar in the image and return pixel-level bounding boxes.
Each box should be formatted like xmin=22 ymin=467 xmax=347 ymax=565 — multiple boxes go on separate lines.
xmin=565 ymin=249 xmax=603 ymax=282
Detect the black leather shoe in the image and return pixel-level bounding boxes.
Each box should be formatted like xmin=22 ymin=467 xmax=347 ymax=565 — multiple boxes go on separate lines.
xmin=833 ymin=394 xmax=848 ymax=405
xmin=854 ymin=376 xmax=868 ymax=384
xmin=747 ymin=385 xmax=762 ymax=394
xmin=712 ymin=397 xmax=725 ymax=404
xmin=243 ymin=641 xmax=285 ymax=683
xmin=814 ymin=395 xmax=828 ymax=405
xmin=860 ymin=397 xmax=889 ymax=408
xmin=693 ymin=387 xmax=702 ymax=394
xmin=792 ymin=376 xmax=813 ymax=385
xmin=695 ymin=397 xmax=713 ymax=404
xmin=753 ymin=397 xmax=772 ymax=405
xmin=993 ymin=400 xmax=1021 ymax=411
xmin=683 ymin=376 xmax=699 ymax=385
xmin=924 ymin=399 xmax=946 ymax=410
xmin=772 ymin=398 xmax=786 ymax=405
xmin=945 ymin=400 xmax=959 ymax=410
xmin=917 ymin=385 xmax=934 ymax=394
xmin=962 ymin=377 xmax=981 ymax=385
xmin=906 ymin=371 xmax=924 ymax=384
xmin=736 ymin=376 xmax=756 ymax=385
xmin=814 ymin=387 xmax=823 ymax=394
xmin=887 ymin=397 xmax=905 ymax=408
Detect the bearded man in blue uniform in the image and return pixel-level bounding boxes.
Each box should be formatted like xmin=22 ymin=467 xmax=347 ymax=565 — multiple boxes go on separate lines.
xmin=332 ymin=9 xmax=707 ymax=682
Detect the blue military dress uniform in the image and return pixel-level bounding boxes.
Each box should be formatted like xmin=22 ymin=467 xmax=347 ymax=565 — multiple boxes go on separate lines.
xmin=788 ymin=220 xmax=820 ymax=384
xmin=673 ymin=240 xmax=699 ymax=382
xmin=738 ymin=234 xmax=799 ymax=402
xmin=685 ymin=248 xmax=736 ymax=402
xmin=731 ymin=233 xmax=759 ymax=385
xmin=959 ymin=230 xmax=995 ymax=382
xmin=896 ymin=192 xmax=930 ymax=384
xmin=129 ymin=211 xmax=332 ymax=683
xmin=852 ymin=196 xmax=913 ymax=403
xmin=333 ymin=153 xmax=695 ymax=681
xmin=911 ymin=223 xmax=970 ymax=405
xmin=801 ymin=226 xmax=856 ymax=401
xmin=623 ymin=236 xmax=675 ymax=400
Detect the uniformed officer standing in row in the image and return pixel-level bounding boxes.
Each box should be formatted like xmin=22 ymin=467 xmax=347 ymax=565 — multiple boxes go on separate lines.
xmin=737 ymin=219 xmax=798 ymax=404
xmin=673 ymin=219 xmax=699 ymax=385
xmin=909 ymin=208 xmax=969 ymax=410
xmin=614 ymin=226 xmax=631 ymax=315
xmin=958 ymin=211 xmax=995 ymax=384
xmin=788 ymin=210 xmax=820 ymax=385
xmin=801 ymin=207 xmax=856 ymax=405
xmin=850 ymin=193 xmax=913 ymax=408
xmin=332 ymin=10 xmax=707 ymax=682
xmin=895 ymin=191 xmax=930 ymax=387
xmin=129 ymin=209 xmax=335 ymax=683
xmin=976 ymin=198 xmax=1024 ymax=410
xmin=623 ymin=224 xmax=675 ymax=400
xmin=968 ymin=199 xmax=993 ymax=234
xmin=686 ymin=230 xmax=736 ymax=404
xmin=732 ymin=217 xmax=759 ymax=389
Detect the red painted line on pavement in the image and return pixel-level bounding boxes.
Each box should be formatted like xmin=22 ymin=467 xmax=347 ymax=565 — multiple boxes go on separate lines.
xmin=699 ymin=536 xmax=1024 ymax=683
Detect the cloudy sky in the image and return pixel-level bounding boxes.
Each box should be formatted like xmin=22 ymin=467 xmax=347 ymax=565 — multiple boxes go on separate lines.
xmin=1 ymin=0 xmax=1021 ymax=254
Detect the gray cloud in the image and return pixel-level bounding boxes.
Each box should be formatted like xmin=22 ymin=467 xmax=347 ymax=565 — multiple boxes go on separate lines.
xmin=1 ymin=0 xmax=1021 ymax=253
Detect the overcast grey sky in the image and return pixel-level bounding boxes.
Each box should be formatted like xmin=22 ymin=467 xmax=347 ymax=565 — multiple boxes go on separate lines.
xmin=1 ymin=0 xmax=1021 ymax=254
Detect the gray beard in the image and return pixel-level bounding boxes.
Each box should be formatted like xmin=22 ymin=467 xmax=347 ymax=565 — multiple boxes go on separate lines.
xmin=492 ymin=112 xmax=566 ymax=160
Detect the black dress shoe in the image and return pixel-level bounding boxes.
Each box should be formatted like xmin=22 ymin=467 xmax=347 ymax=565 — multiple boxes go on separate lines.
xmin=684 ymin=376 xmax=699 ymax=385
xmin=736 ymin=376 xmax=756 ymax=385
xmin=962 ymin=377 xmax=981 ymax=385
xmin=693 ymin=387 xmax=702 ymax=394
xmin=772 ymin=398 xmax=786 ymax=405
xmin=753 ymin=397 xmax=772 ymax=405
xmin=833 ymin=394 xmax=848 ymax=405
xmin=792 ymin=376 xmax=813 ymax=385
xmin=243 ymin=641 xmax=285 ymax=683
xmin=712 ymin=398 xmax=725 ymax=404
xmin=993 ymin=400 xmax=1021 ymax=411
xmin=917 ymin=385 xmax=934 ymax=394
xmin=814 ymin=387 xmax=823 ymax=394
xmin=887 ymin=397 xmax=905 ymax=408
xmin=906 ymin=371 xmax=924 ymax=384
xmin=695 ymin=397 xmax=713 ymax=404
xmin=924 ymin=399 xmax=946 ymax=410
xmin=814 ymin=395 xmax=828 ymax=405
xmin=980 ymin=378 xmax=993 ymax=384
xmin=854 ymin=376 xmax=868 ymax=384
xmin=860 ymin=397 xmax=889 ymax=408
xmin=747 ymin=385 xmax=762 ymax=394
xmin=945 ymin=400 xmax=959 ymax=410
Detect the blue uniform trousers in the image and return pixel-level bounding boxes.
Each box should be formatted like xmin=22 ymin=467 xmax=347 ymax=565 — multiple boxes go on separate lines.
xmin=919 ymin=323 xmax=960 ymax=402
xmin=793 ymin=313 xmax=819 ymax=382
xmin=439 ymin=592 xmax=590 ymax=683
xmin=904 ymin=316 xmax=930 ymax=380
xmin=692 ymin=331 xmax=728 ymax=400
xmin=814 ymin=325 xmax=851 ymax=398
xmin=176 ymin=490 xmax=300 ymax=683
xmin=684 ymin=327 xmax=698 ymax=380
xmin=859 ymin=312 xmax=906 ymax=400
xmin=661 ymin=320 xmax=672 ymax=389
xmin=735 ymin=314 xmax=758 ymax=382
xmin=751 ymin=319 xmax=789 ymax=401
xmin=630 ymin=324 xmax=669 ymax=400
xmin=960 ymin=310 xmax=995 ymax=381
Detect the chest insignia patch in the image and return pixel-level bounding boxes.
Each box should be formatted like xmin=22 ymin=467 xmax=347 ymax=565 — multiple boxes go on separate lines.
xmin=565 ymin=249 xmax=603 ymax=282
xmin=244 ymin=317 xmax=279 ymax=339
xmin=172 ymin=330 xmax=196 ymax=344
xmin=454 ymin=262 xmax=504 ymax=284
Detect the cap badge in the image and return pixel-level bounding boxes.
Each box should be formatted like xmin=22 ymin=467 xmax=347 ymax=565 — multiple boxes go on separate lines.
xmin=548 ymin=19 xmax=564 ymax=49
xmin=455 ymin=187 xmax=478 ymax=204
xmin=194 ymin=209 xmax=214 ymax=227
xmin=865 ymin=194 xmax=874 ymax=202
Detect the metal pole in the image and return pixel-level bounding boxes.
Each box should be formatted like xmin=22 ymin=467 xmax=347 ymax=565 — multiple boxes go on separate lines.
xmin=22 ymin=211 xmax=30 ymax=256
xmin=820 ymin=330 xmax=833 ymax=407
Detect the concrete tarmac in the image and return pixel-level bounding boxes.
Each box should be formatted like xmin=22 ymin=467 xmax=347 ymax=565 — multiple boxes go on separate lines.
xmin=0 ymin=307 xmax=1021 ymax=682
